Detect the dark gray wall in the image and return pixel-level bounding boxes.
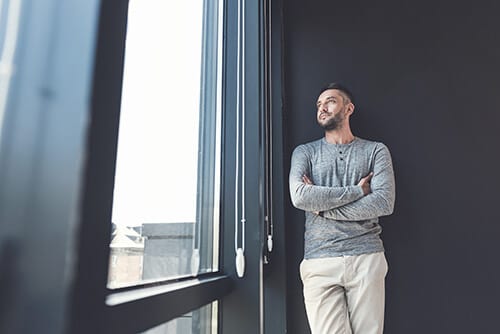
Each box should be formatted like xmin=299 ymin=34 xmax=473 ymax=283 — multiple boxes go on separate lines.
xmin=282 ymin=1 xmax=500 ymax=333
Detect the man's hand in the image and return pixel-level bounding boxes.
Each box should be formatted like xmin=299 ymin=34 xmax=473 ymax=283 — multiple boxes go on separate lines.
xmin=302 ymin=174 xmax=314 ymax=185
xmin=358 ymin=172 xmax=373 ymax=195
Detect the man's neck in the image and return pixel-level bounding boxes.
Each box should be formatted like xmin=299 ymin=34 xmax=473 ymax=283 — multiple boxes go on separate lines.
xmin=324 ymin=129 xmax=355 ymax=144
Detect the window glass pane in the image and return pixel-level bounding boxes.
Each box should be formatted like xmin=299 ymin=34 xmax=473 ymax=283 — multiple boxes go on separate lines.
xmin=108 ymin=0 xmax=222 ymax=288
xmin=141 ymin=302 xmax=218 ymax=334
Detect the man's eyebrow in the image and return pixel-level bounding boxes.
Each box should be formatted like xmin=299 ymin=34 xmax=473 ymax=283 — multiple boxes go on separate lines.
xmin=316 ymin=96 xmax=336 ymax=105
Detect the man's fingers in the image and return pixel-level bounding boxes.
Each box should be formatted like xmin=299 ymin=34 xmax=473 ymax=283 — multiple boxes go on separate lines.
xmin=302 ymin=174 xmax=313 ymax=184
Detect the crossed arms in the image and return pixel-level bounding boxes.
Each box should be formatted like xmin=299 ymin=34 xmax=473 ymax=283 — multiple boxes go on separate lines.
xmin=289 ymin=144 xmax=395 ymax=221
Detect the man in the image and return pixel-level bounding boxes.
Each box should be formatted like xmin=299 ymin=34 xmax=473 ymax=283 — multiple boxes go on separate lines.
xmin=289 ymin=83 xmax=395 ymax=334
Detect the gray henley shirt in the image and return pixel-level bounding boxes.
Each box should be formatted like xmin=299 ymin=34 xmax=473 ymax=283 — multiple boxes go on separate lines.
xmin=289 ymin=137 xmax=395 ymax=259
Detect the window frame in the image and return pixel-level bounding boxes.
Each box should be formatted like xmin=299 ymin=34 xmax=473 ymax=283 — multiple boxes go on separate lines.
xmin=67 ymin=0 xmax=276 ymax=333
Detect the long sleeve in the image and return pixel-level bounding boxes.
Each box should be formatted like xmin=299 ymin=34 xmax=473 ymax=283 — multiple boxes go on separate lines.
xmin=289 ymin=145 xmax=364 ymax=212
xmin=321 ymin=144 xmax=395 ymax=221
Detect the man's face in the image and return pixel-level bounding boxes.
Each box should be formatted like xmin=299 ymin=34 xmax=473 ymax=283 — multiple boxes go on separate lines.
xmin=316 ymin=89 xmax=351 ymax=131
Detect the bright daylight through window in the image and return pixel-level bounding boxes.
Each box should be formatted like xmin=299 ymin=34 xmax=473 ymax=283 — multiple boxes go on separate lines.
xmin=108 ymin=0 xmax=222 ymax=290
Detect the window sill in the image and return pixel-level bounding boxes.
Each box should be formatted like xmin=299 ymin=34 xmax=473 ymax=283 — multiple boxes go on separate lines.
xmin=106 ymin=273 xmax=233 ymax=333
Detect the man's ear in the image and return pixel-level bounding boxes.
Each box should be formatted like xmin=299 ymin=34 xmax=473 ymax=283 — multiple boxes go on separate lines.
xmin=346 ymin=102 xmax=355 ymax=115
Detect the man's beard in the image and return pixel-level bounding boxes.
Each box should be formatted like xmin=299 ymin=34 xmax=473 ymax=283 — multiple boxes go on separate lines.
xmin=319 ymin=113 xmax=344 ymax=131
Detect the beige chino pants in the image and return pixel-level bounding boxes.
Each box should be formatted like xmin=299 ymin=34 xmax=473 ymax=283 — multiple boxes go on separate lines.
xmin=300 ymin=252 xmax=388 ymax=334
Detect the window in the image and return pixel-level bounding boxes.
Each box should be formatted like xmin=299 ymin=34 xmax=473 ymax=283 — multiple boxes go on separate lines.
xmin=74 ymin=0 xmax=273 ymax=332
xmin=108 ymin=0 xmax=223 ymax=289
xmin=0 ymin=0 xmax=281 ymax=332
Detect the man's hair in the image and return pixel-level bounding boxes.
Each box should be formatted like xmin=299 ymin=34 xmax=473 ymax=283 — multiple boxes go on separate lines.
xmin=318 ymin=82 xmax=355 ymax=105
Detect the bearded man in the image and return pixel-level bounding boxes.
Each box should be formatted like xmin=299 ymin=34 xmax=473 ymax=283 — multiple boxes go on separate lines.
xmin=289 ymin=82 xmax=396 ymax=334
